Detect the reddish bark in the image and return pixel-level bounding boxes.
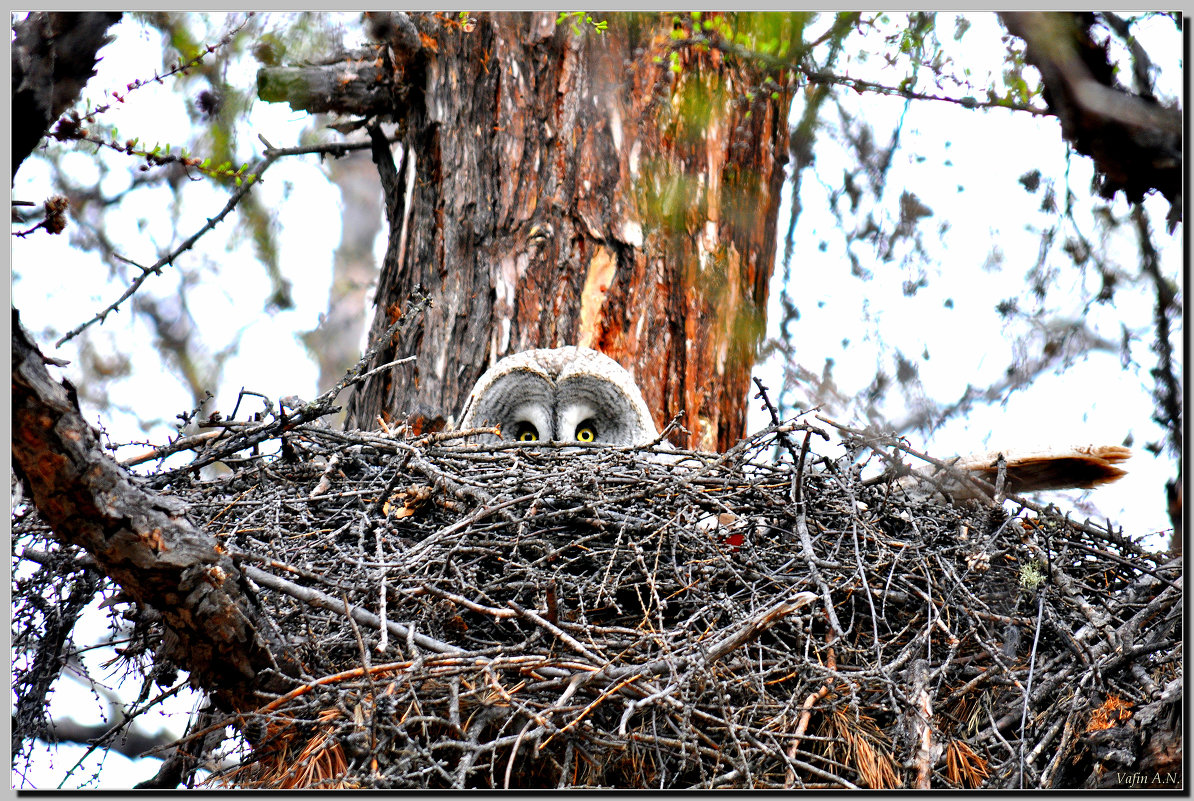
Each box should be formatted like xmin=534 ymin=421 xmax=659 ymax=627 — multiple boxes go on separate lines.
xmin=12 ymin=311 xmax=301 ymax=711
xmin=326 ymin=12 xmax=793 ymax=451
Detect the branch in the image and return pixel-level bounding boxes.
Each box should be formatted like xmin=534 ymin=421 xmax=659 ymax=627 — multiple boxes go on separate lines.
xmin=142 ymin=294 xmax=428 ymax=481
xmin=1131 ymin=206 xmax=1182 ymax=463
xmin=11 ymin=12 xmax=123 ymax=177
xmin=1131 ymin=205 xmax=1183 ymax=554
xmin=12 ymin=310 xmax=302 ymax=711
xmin=1099 ymin=13 xmax=1158 ymax=98
xmin=999 ymin=12 xmax=1181 ymax=220
xmin=256 ymin=45 xmax=394 ymax=116
xmin=800 ymin=68 xmax=1050 ymax=117
xmin=54 ymin=150 xmax=275 ymax=346
xmin=242 ymin=566 xmax=463 ymax=656
xmin=674 ymin=29 xmax=1051 ymax=117
xmin=54 ymin=136 xmax=385 ymax=347
xmin=255 ymin=13 xmax=429 ymax=116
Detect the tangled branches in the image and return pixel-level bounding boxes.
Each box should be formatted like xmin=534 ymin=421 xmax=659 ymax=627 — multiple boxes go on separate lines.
xmin=12 ymin=419 xmax=1181 ymax=788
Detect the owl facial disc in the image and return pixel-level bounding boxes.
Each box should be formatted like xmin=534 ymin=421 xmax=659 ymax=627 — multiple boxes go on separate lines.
xmin=456 ymin=346 xmax=658 ymax=446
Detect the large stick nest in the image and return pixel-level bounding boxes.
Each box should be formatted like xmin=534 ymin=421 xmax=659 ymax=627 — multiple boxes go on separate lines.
xmin=13 ymin=419 xmax=1182 ymax=789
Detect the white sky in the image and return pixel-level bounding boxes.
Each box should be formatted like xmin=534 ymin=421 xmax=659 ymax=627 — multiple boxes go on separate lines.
xmin=10 ymin=11 xmax=1184 ymax=789
xmin=746 ymin=11 xmax=1181 ymax=544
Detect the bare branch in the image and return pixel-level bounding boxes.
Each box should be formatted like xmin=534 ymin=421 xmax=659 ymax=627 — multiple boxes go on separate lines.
xmin=13 ymin=310 xmax=303 ymax=710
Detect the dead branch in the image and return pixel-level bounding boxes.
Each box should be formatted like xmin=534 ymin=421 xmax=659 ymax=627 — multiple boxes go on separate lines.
xmin=13 ymin=395 xmax=1179 ymax=788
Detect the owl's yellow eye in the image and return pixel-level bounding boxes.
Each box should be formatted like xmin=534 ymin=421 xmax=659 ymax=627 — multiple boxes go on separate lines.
xmin=575 ymin=422 xmax=597 ymax=442
xmin=513 ymin=422 xmax=539 ymax=442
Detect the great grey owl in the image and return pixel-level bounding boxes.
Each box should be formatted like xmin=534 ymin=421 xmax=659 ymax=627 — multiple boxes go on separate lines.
xmin=457 ymin=346 xmax=659 ymax=445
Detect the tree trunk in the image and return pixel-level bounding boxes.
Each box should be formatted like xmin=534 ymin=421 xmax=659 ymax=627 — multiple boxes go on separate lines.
xmin=332 ymin=12 xmax=794 ymax=451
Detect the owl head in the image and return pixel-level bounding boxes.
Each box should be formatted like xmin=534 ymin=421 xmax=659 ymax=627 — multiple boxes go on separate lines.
xmin=457 ymin=346 xmax=659 ymax=446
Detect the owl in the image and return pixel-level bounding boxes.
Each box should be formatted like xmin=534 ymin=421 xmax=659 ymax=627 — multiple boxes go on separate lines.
xmin=456 ymin=348 xmax=1130 ymax=497
xmin=457 ymin=346 xmax=659 ymax=445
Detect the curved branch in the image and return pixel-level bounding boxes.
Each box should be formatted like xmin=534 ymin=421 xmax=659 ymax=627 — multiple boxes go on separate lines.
xmin=12 ymin=310 xmax=302 ymax=712
xmin=999 ymin=12 xmax=1182 ymax=223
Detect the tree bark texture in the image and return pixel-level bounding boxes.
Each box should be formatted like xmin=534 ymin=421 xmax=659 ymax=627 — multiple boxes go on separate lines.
xmin=326 ymin=12 xmax=793 ymax=451
xmin=12 ymin=311 xmax=301 ymax=712
xmin=11 ymin=11 xmax=123 ymax=180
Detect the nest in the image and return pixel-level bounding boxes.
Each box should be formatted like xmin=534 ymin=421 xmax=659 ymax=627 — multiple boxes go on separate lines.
xmin=13 ymin=419 xmax=1182 ymax=789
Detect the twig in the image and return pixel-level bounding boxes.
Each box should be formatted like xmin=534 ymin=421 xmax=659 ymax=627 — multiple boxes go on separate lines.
xmin=1018 ymin=587 xmax=1047 ymax=788
xmin=785 ymin=629 xmax=837 ymax=788
xmin=152 ymin=296 xmax=428 ymax=479
xmin=55 ymin=134 xmax=395 ymax=347
xmin=670 ymin=31 xmax=1051 ymax=118
xmin=119 ymin=429 xmax=223 ymax=466
xmin=702 ymin=592 xmax=816 ymax=663
xmin=507 ymin=601 xmax=604 ymax=665
xmin=56 ymin=151 xmax=278 ymax=346
xmin=243 ymin=565 xmax=463 ymax=656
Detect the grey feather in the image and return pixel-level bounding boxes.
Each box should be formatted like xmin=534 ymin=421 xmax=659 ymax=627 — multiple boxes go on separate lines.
xmin=457 ymin=346 xmax=659 ymax=445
